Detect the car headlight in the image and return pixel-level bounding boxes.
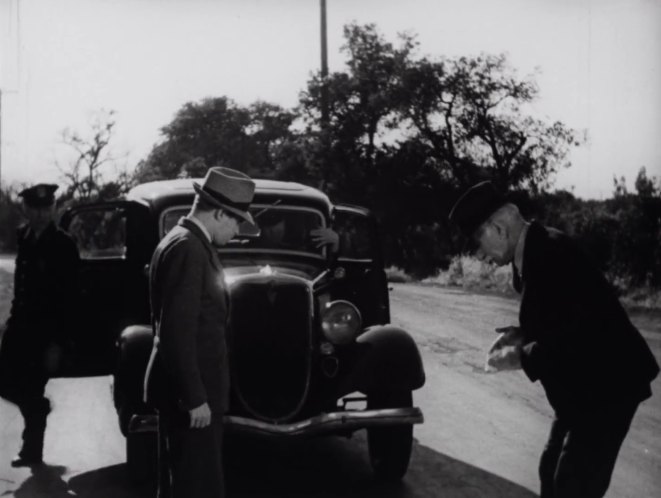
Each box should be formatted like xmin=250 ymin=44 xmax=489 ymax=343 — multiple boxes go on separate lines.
xmin=321 ymin=300 xmax=362 ymax=345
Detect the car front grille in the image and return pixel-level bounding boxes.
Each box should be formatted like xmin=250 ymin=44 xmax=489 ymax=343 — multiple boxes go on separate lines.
xmin=228 ymin=275 xmax=313 ymax=422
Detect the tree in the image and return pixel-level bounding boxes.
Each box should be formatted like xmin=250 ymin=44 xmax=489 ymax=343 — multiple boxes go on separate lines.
xmin=57 ymin=109 xmax=133 ymax=202
xmin=294 ymin=23 xmax=582 ymax=274
xmin=613 ymin=175 xmax=628 ymax=197
xmin=398 ymin=53 xmax=581 ymax=192
xmin=298 ymin=23 xmax=417 ymax=198
xmin=634 ymin=166 xmax=660 ymax=198
xmin=297 ymin=24 xmax=581 ymax=202
xmin=134 ymin=97 xmax=296 ymax=182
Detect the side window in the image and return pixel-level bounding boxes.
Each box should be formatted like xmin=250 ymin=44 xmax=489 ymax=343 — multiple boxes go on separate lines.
xmin=333 ymin=210 xmax=377 ymax=261
xmin=67 ymin=207 xmax=128 ymax=260
xmin=161 ymin=208 xmax=189 ymax=238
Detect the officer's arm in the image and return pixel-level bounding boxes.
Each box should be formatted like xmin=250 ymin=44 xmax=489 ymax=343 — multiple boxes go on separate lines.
xmin=310 ymin=227 xmax=339 ymax=253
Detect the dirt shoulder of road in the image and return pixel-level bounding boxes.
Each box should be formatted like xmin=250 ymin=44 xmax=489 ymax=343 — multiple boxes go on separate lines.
xmin=415 ymin=281 xmax=661 ymax=336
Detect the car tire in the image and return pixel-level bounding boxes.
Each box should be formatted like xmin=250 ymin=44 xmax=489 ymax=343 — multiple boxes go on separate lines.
xmin=366 ymin=390 xmax=414 ymax=481
xmin=126 ymin=430 xmax=157 ymax=484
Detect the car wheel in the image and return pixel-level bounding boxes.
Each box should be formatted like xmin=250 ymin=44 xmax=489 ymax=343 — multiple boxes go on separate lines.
xmin=126 ymin=430 xmax=157 ymax=484
xmin=366 ymin=390 xmax=414 ymax=481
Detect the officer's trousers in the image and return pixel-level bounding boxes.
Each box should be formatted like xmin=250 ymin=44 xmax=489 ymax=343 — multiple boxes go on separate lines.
xmin=539 ymin=401 xmax=638 ymax=498
xmin=157 ymin=410 xmax=225 ymax=498
xmin=0 ymin=327 xmax=51 ymax=460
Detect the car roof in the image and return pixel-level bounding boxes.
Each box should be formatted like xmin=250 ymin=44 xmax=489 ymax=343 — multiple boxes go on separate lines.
xmin=127 ymin=178 xmax=333 ymax=214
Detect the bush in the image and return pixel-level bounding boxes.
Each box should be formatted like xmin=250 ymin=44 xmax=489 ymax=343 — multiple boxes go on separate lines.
xmin=423 ymin=255 xmax=515 ymax=294
xmin=385 ymin=266 xmax=413 ymax=283
xmin=619 ymin=285 xmax=661 ymax=311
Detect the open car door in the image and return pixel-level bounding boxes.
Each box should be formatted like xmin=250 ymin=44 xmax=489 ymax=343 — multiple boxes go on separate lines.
xmin=58 ymin=200 xmax=155 ymax=375
xmin=331 ymin=205 xmax=390 ymax=327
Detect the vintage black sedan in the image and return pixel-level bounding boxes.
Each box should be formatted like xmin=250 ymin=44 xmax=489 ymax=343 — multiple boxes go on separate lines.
xmin=61 ymin=178 xmax=425 ymax=482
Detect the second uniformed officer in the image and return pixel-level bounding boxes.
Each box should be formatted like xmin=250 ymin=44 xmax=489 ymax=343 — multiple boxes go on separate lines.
xmin=0 ymin=183 xmax=80 ymax=467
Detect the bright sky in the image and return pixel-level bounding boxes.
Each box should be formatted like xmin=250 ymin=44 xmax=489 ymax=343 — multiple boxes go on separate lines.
xmin=1 ymin=0 xmax=660 ymax=199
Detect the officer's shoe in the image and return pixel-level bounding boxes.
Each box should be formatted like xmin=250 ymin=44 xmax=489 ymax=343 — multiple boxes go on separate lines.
xmin=10 ymin=454 xmax=43 ymax=467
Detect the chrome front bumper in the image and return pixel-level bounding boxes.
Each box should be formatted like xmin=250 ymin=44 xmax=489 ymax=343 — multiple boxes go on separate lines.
xmin=129 ymin=407 xmax=424 ymax=437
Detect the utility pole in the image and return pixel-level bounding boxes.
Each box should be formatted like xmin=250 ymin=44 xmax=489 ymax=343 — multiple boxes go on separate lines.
xmin=1 ymin=0 xmax=22 ymax=199
xmin=320 ymin=0 xmax=329 ymax=128
xmin=0 ymin=88 xmax=3 ymax=196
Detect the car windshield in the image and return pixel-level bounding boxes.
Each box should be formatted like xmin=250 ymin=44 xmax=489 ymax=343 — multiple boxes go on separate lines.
xmin=161 ymin=205 xmax=326 ymax=257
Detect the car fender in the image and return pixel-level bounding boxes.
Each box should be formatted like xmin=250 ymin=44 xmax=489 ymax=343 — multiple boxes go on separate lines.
xmin=113 ymin=324 xmax=153 ymax=433
xmin=343 ymin=325 xmax=426 ymax=395
xmin=116 ymin=324 xmax=153 ymax=373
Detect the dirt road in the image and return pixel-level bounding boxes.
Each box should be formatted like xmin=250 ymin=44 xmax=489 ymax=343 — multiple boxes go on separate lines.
xmin=0 ymin=274 xmax=659 ymax=497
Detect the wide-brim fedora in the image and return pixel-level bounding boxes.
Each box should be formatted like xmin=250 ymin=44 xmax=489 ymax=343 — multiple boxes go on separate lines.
xmin=193 ymin=167 xmax=256 ymax=226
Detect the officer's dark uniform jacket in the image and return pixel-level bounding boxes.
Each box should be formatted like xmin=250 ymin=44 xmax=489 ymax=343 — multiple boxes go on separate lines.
xmin=3 ymin=222 xmax=79 ymax=363
xmin=0 ymin=218 xmax=79 ymax=464
xmin=514 ymin=221 xmax=659 ymax=420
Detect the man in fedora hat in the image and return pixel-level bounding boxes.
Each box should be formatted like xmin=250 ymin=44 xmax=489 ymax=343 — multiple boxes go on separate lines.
xmin=449 ymin=181 xmax=659 ymax=498
xmin=144 ymin=167 xmax=255 ymax=498
xmin=0 ymin=183 xmax=79 ymax=467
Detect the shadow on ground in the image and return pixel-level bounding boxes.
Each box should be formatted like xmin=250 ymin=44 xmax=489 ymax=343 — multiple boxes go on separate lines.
xmin=4 ymin=465 xmax=69 ymax=498
xmin=5 ymin=434 xmax=537 ymax=498
xmin=223 ymin=433 xmax=538 ymax=498
xmin=3 ymin=464 xmax=147 ymax=498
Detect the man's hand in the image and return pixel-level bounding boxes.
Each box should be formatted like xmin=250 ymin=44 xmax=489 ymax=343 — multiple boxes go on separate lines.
xmin=486 ymin=345 xmax=522 ymax=371
xmin=189 ymin=402 xmax=212 ymax=429
xmin=310 ymin=228 xmax=339 ymax=252
xmin=485 ymin=325 xmax=523 ymax=372
xmin=489 ymin=325 xmax=523 ymax=352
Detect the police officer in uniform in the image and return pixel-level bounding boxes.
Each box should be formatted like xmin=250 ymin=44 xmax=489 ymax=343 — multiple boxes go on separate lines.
xmin=0 ymin=183 xmax=80 ymax=467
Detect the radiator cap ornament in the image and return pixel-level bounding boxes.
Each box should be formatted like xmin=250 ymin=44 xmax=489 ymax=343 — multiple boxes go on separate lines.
xmin=260 ymin=264 xmax=275 ymax=275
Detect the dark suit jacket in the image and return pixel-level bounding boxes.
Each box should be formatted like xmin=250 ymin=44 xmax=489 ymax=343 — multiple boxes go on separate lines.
xmin=516 ymin=222 xmax=659 ymax=419
xmin=144 ymin=217 xmax=230 ymax=415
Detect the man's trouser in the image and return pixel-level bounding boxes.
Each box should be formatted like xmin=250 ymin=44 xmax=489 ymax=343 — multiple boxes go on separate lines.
xmin=539 ymin=401 xmax=638 ymax=498
xmin=0 ymin=328 xmax=51 ymax=460
xmin=157 ymin=409 xmax=225 ymax=498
